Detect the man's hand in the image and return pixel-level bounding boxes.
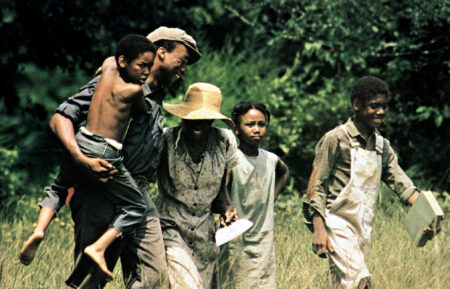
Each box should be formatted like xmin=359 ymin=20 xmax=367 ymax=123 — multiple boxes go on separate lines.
xmin=220 ymin=207 xmax=238 ymax=228
xmin=312 ymin=215 xmax=334 ymax=258
xmin=76 ymin=155 xmax=118 ymax=183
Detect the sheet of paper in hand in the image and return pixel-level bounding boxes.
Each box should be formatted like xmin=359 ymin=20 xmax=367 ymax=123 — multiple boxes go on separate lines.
xmin=403 ymin=191 xmax=444 ymax=247
xmin=215 ymin=219 xmax=253 ymax=246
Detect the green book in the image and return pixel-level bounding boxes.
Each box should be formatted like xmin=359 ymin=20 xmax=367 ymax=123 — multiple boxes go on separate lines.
xmin=402 ymin=191 xmax=444 ymax=247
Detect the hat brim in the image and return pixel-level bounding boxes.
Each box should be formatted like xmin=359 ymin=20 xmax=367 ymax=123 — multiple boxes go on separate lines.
xmin=164 ymin=103 xmax=234 ymax=129
xmin=182 ymin=42 xmax=202 ymax=65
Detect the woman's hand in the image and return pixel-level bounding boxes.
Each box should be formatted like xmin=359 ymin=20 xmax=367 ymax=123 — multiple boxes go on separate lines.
xmin=220 ymin=207 xmax=238 ymax=227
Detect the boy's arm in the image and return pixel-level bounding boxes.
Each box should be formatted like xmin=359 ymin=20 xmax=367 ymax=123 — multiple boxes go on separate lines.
xmin=308 ymin=165 xmax=334 ymax=258
xmin=274 ymin=158 xmax=289 ymax=201
xmin=306 ymin=132 xmax=340 ymax=257
xmin=381 ymin=140 xmax=417 ymax=203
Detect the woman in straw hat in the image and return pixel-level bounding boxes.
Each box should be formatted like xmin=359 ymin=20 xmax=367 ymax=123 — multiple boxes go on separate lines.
xmin=150 ymin=82 xmax=239 ymax=289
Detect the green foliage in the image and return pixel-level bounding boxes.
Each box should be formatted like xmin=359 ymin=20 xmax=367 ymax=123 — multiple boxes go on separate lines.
xmin=0 ymin=147 xmax=24 ymax=210
xmin=1 ymin=0 xmax=449 ymax=211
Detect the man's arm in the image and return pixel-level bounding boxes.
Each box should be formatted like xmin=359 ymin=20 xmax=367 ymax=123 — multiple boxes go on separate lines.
xmin=274 ymin=158 xmax=289 ymax=201
xmin=49 ymin=113 xmax=117 ymax=182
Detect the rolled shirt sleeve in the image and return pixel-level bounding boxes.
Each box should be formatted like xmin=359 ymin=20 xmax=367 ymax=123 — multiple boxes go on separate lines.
xmin=55 ymin=76 xmax=100 ymax=126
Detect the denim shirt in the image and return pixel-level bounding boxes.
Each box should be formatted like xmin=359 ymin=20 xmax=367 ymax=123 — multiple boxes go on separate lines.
xmin=56 ymin=76 xmax=164 ymax=176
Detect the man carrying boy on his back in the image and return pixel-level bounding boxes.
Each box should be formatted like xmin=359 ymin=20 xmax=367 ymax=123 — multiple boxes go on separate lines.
xmin=304 ymin=76 xmax=438 ymax=289
xmin=48 ymin=27 xmax=201 ymax=289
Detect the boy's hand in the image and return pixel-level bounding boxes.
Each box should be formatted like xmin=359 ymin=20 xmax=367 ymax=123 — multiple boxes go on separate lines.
xmin=312 ymin=215 xmax=334 ymax=258
xmin=423 ymin=223 xmax=442 ymax=240
xmin=220 ymin=207 xmax=238 ymax=227
xmin=78 ymin=156 xmax=118 ymax=182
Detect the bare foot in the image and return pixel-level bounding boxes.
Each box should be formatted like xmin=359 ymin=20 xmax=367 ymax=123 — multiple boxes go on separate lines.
xmin=20 ymin=231 xmax=45 ymax=265
xmin=84 ymin=245 xmax=114 ymax=282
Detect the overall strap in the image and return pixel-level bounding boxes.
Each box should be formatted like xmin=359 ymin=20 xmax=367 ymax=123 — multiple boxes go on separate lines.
xmin=340 ymin=125 xmax=360 ymax=148
xmin=374 ymin=132 xmax=384 ymax=155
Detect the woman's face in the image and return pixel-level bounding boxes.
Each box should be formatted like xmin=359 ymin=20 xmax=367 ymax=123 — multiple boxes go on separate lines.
xmin=182 ymin=119 xmax=214 ymax=140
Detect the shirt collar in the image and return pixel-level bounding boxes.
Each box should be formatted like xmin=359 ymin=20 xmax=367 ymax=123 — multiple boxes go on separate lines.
xmin=345 ymin=118 xmax=378 ymax=142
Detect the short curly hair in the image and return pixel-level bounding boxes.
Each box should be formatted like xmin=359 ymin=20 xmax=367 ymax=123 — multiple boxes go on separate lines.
xmin=350 ymin=76 xmax=390 ymax=104
xmin=115 ymin=34 xmax=157 ymax=63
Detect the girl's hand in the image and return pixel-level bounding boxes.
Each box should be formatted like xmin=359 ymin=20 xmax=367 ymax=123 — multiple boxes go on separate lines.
xmin=220 ymin=207 xmax=238 ymax=227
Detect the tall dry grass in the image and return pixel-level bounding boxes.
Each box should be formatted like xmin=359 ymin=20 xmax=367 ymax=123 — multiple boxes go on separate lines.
xmin=0 ymin=196 xmax=448 ymax=289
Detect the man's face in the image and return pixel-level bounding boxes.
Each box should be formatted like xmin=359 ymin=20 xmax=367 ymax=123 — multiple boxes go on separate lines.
xmin=157 ymin=44 xmax=189 ymax=86
xmin=123 ymin=51 xmax=155 ymax=84
xmin=354 ymin=93 xmax=388 ymax=129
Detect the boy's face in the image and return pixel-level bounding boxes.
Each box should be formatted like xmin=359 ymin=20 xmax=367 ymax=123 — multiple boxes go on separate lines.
xmin=353 ymin=93 xmax=388 ymax=129
xmin=236 ymin=108 xmax=267 ymax=148
xmin=156 ymin=44 xmax=189 ymax=86
xmin=122 ymin=51 xmax=155 ymax=84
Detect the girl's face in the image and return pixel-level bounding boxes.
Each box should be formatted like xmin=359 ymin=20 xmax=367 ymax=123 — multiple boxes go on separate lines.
xmin=237 ymin=108 xmax=267 ymax=148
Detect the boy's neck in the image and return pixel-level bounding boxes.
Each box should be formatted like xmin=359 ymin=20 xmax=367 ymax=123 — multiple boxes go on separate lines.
xmin=118 ymin=68 xmax=133 ymax=84
xmin=239 ymin=143 xmax=259 ymax=157
xmin=353 ymin=117 xmax=375 ymax=140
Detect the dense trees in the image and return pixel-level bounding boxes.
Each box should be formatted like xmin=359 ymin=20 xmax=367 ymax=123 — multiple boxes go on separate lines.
xmin=1 ymin=0 xmax=449 ymax=210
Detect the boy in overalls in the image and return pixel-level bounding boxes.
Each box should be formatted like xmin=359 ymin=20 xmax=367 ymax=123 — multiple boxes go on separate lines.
xmin=303 ymin=76 xmax=438 ymax=289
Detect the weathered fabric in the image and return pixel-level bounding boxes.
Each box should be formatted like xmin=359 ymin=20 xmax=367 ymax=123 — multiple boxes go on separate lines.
xmin=42 ymin=127 xmax=147 ymax=233
xmin=155 ymin=126 xmax=238 ymax=288
xmin=166 ymin=246 xmax=203 ymax=289
xmin=304 ymin=118 xmax=416 ymax=223
xmin=324 ymin=125 xmax=383 ymax=288
xmin=218 ymin=149 xmax=278 ymax=289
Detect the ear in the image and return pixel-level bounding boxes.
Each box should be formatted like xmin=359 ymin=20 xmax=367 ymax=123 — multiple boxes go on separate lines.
xmin=352 ymin=99 xmax=360 ymax=111
xmin=157 ymin=47 xmax=166 ymax=62
xmin=118 ymin=55 xmax=127 ymax=69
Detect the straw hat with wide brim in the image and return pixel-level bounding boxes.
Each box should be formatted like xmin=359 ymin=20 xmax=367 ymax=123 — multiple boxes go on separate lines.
xmin=163 ymin=83 xmax=234 ymax=129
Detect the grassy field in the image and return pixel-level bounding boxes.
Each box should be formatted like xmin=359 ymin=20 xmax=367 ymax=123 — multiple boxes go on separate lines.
xmin=0 ymin=195 xmax=448 ymax=289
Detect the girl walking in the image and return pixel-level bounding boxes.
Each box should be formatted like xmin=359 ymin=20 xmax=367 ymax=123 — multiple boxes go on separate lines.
xmin=218 ymin=101 xmax=289 ymax=289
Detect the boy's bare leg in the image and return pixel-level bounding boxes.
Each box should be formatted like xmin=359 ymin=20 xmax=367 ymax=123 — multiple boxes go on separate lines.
xmin=20 ymin=206 xmax=55 ymax=265
xmin=84 ymin=227 xmax=120 ymax=282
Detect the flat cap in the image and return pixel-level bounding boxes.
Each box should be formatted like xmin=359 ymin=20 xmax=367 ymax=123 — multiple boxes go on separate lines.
xmin=147 ymin=26 xmax=202 ymax=65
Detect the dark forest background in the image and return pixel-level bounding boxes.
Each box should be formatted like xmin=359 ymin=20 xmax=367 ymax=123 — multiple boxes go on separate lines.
xmin=1 ymin=0 xmax=449 ymax=212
